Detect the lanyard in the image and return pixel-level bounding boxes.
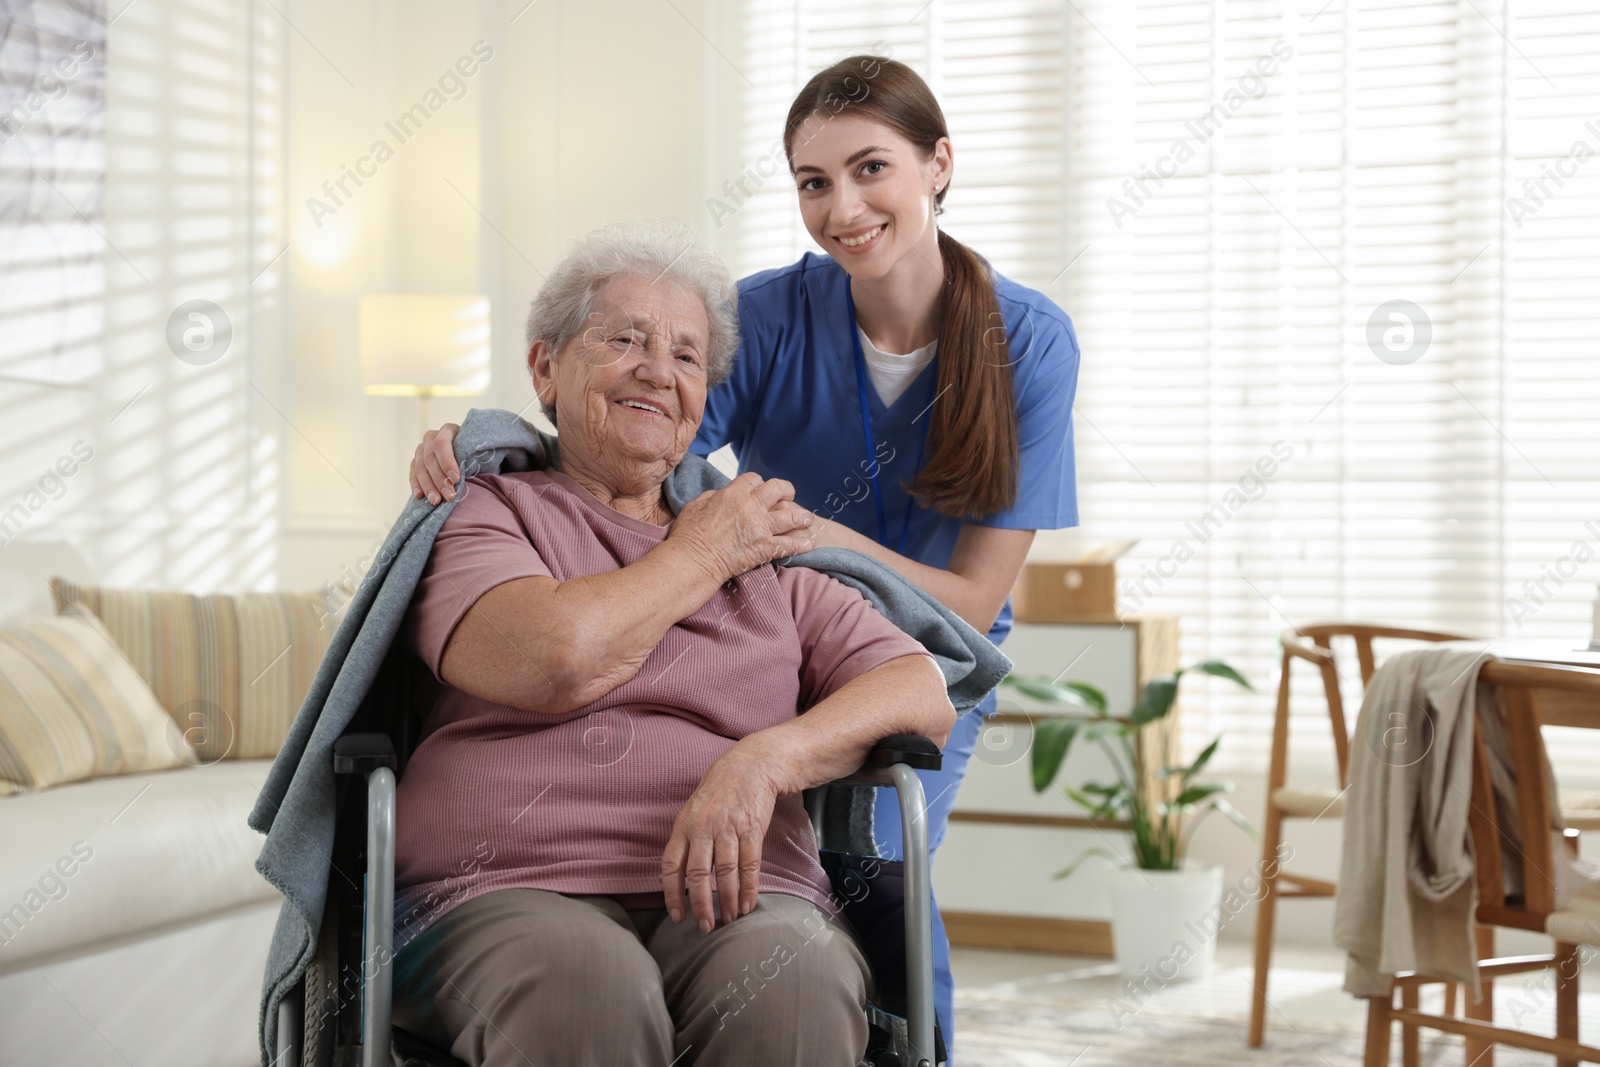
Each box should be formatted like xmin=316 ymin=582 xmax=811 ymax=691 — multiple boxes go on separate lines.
xmin=846 ymin=282 xmax=936 ymax=555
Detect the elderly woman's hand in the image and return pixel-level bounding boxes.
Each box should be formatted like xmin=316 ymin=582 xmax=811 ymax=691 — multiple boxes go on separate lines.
xmin=410 ymin=422 xmax=462 ymax=504
xmin=668 ymin=472 xmax=815 ymax=581
xmin=660 ymin=740 xmax=782 ymax=931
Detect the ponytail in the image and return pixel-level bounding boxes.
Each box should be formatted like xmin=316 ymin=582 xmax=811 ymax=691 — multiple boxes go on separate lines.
xmin=908 ymin=230 xmax=1018 ymax=518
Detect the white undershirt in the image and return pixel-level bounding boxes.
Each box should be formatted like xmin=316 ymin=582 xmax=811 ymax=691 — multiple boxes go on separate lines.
xmin=858 ymin=328 xmax=938 ymax=408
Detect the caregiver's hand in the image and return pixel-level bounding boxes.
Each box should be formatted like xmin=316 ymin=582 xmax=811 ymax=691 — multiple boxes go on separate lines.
xmin=661 ymin=740 xmax=780 ymax=932
xmin=410 ymin=422 xmax=462 ymax=504
xmin=668 ymin=473 xmax=815 ymax=579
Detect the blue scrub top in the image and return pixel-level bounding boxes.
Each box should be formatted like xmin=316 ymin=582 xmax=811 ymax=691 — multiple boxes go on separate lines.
xmin=692 ymin=252 xmax=1081 ymax=646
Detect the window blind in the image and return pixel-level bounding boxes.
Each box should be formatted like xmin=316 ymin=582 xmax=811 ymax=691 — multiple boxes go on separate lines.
xmin=723 ymin=0 xmax=1600 ymax=777
xmin=0 ymin=0 xmax=284 ymax=589
xmin=723 ymin=0 xmax=1071 ymax=286
xmin=0 ymin=0 xmax=106 ymax=390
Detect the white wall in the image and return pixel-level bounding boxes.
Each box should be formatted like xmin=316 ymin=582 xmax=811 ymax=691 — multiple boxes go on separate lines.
xmin=276 ymin=0 xmax=726 ymax=600
xmin=2 ymin=0 xmax=727 ymax=602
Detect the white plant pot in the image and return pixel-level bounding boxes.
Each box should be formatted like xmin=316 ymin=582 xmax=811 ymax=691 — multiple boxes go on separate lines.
xmin=1105 ymin=864 xmax=1225 ymax=984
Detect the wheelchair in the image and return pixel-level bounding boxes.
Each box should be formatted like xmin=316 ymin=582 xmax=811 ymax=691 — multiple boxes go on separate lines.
xmin=269 ymin=652 xmax=950 ymax=1067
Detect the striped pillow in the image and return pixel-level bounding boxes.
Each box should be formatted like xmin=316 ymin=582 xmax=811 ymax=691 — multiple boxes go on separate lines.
xmin=49 ymin=579 xmax=334 ymax=763
xmin=0 ymin=606 xmax=194 ymax=795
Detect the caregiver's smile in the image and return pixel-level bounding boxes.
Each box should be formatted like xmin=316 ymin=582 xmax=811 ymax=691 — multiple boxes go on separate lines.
xmin=832 ymin=222 xmax=887 ymax=254
xmin=790 ymin=114 xmax=946 ymax=281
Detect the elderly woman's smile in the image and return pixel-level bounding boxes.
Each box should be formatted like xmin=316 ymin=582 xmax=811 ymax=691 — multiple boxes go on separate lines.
xmin=530 ymin=272 xmax=712 ymax=518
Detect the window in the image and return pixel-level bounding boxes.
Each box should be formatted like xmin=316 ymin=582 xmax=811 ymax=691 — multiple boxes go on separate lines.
xmin=0 ymin=0 xmax=285 ymax=589
xmin=0 ymin=1 xmax=106 ymax=390
xmin=720 ymin=0 xmax=1071 ymax=288
xmin=725 ymin=0 xmax=1600 ymax=775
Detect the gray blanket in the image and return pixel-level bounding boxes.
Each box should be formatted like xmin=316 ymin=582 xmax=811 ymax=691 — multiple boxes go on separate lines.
xmin=247 ymin=407 xmax=1011 ymax=1064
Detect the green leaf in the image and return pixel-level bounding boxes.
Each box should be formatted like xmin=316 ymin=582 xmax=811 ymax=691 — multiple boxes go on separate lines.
xmin=1210 ymin=796 xmax=1258 ymax=838
xmin=1062 ymin=784 xmax=1121 ymax=820
xmin=1131 ymin=677 xmax=1178 ymax=725
xmin=1132 ymin=827 xmax=1180 ymax=870
xmin=1183 ymin=737 xmax=1222 ymax=782
xmin=1173 ymin=782 xmax=1232 ymax=807
xmin=1060 ymin=784 xmax=1095 ymax=808
xmin=1190 ymin=660 xmax=1253 ymax=690
xmin=1005 ymin=674 xmax=1096 ymax=709
xmin=1029 ymin=718 xmax=1080 ymax=792
xmin=1051 ymin=847 xmax=1119 ymax=881
xmin=1059 ymin=681 xmax=1108 ymax=714
xmin=1081 ymin=719 xmax=1131 ymax=742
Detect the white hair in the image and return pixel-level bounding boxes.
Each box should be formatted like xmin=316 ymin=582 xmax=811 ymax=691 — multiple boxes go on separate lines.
xmin=524 ymin=219 xmax=738 ymax=421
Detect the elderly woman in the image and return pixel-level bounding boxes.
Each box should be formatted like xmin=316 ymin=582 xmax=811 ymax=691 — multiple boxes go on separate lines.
xmin=388 ymin=219 xmax=956 ymax=1067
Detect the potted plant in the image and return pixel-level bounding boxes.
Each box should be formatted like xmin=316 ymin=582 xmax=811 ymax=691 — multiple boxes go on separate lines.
xmin=1000 ymin=661 xmax=1255 ymax=982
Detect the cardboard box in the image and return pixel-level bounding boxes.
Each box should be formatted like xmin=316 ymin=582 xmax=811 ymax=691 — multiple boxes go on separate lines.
xmin=1011 ymin=539 xmax=1136 ymax=621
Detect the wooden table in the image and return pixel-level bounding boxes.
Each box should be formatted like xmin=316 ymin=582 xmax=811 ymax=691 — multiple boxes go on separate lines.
xmin=1480 ymin=639 xmax=1600 ymax=825
xmin=1485 ymin=639 xmax=1600 ymax=727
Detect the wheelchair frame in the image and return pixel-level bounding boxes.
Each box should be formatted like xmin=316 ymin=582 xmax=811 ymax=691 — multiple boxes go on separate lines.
xmin=273 ymin=729 xmax=944 ymax=1067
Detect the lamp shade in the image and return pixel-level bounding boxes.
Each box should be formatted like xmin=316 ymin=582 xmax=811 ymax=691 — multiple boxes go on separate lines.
xmin=359 ymin=293 xmax=491 ymax=396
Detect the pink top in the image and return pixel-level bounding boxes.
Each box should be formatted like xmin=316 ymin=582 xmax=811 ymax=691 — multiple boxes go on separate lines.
xmin=392 ymin=469 xmax=929 ymax=950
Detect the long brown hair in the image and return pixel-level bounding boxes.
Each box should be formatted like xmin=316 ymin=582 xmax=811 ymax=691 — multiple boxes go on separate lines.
xmin=784 ymin=55 xmax=1018 ymax=520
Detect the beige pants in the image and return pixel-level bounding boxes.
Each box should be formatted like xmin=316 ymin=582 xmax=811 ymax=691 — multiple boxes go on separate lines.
xmin=391 ymin=888 xmax=872 ymax=1067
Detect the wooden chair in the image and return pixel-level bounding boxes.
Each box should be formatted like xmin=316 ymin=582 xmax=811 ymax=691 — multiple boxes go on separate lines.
xmin=1363 ymin=659 xmax=1600 ymax=1067
xmin=1249 ymin=623 xmax=1474 ymax=1048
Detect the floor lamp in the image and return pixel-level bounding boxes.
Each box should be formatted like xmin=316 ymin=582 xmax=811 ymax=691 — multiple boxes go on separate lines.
xmin=359 ymin=293 xmax=491 ymax=437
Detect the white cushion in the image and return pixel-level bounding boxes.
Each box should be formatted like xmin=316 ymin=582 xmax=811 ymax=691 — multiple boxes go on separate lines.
xmin=1547 ymin=858 xmax=1600 ymax=947
xmin=0 ymin=608 xmax=195 ymax=794
xmin=1271 ymin=786 xmax=1346 ymax=819
xmin=1561 ymin=788 xmax=1600 ymax=830
xmin=0 ymin=760 xmax=280 ymax=973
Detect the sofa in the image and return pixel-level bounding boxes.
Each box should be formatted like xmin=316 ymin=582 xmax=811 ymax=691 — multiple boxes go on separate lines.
xmin=0 ymin=541 xmax=330 ymax=1067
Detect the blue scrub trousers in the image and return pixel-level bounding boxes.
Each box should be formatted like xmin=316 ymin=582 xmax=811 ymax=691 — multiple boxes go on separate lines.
xmin=871 ymin=691 xmax=993 ymax=1063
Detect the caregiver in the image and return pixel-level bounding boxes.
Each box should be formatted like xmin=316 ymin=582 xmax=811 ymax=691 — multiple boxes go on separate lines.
xmin=407 ymin=54 xmax=1080 ymax=1054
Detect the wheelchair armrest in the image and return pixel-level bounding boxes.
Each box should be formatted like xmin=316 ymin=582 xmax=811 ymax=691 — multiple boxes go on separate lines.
xmin=334 ymin=732 xmax=396 ymax=776
xmin=824 ymin=734 xmax=941 ymax=790
xmin=859 ymin=733 xmax=942 ymax=772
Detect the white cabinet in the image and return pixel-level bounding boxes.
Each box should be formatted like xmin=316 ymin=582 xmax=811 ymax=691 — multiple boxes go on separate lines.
xmin=933 ymin=615 xmax=1178 ymax=954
